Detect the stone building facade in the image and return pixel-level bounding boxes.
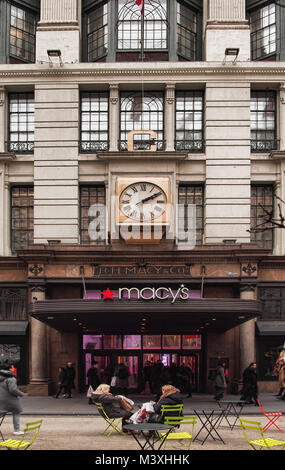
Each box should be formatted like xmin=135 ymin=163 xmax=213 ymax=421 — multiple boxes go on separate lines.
xmin=0 ymin=0 xmax=284 ymax=395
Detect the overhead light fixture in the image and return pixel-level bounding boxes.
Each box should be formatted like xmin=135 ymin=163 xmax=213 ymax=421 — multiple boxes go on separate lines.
xmin=223 ymin=48 xmax=239 ymax=64
xmin=47 ymin=49 xmax=63 ymax=67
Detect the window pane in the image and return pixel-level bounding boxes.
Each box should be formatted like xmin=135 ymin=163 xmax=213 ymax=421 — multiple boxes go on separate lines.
xmin=10 ymin=5 xmax=37 ymax=62
xmin=175 ymin=91 xmax=204 ymax=152
xmin=250 ymin=91 xmax=277 ymax=152
xmin=118 ymin=0 xmax=168 ymax=50
xmin=87 ymin=2 xmax=108 ymax=61
xmin=251 ymin=185 xmax=274 ymax=250
xmin=249 ymin=3 xmax=276 ymax=60
xmin=8 ymin=93 xmax=34 ymax=153
xmin=143 ymin=335 xmax=161 ymax=349
xmin=177 ymin=1 xmax=197 ymax=60
xmin=182 ymin=335 xmax=201 ymax=350
xmin=80 ymin=185 xmax=106 ymax=245
xmin=80 ymin=92 xmax=109 ymax=152
xmin=162 ymin=335 xmax=181 ymax=349
xmin=103 ymin=335 xmax=122 ymax=349
xmin=120 ymin=91 xmax=164 ymax=150
xmin=123 ymin=335 xmax=141 ymax=349
xmin=11 ymin=186 xmax=34 ymax=251
xmin=83 ymin=335 xmax=102 ymax=350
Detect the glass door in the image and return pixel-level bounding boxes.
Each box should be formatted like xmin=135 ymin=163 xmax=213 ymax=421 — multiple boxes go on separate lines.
xmin=179 ymin=354 xmax=200 ymax=392
xmin=85 ymin=353 xmax=112 ymax=386
xmin=115 ymin=354 xmax=139 ymax=390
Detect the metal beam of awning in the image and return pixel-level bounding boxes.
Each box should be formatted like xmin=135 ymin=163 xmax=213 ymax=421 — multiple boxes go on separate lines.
xmin=0 ymin=321 xmax=28 ymax=336
xmin=256 ymin=321 xmax=285 ymax=336
xmin=30 ymin=298 xmax=261 ymax=334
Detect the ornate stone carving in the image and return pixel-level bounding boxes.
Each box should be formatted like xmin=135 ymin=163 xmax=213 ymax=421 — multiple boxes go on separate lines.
xmin=242 ymin=263 xmax=257 ymax=276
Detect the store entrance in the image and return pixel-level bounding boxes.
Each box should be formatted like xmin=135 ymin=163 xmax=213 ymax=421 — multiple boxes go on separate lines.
xmin=84 ymin=350 xmax=201 ymax=393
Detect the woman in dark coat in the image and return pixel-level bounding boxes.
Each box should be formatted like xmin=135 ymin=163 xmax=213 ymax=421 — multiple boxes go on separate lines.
xmin=151 ymin=385 xmax=184 ymax=422
xmin=240 ymin=362 xmax=258 ymax=405
xmin=214 ymin=361 xmax=227 ymax=401
xmin=0 ymin=364 xmax=26 ymax=434
xmin=91 ymin=384 xmax=132 ymax=431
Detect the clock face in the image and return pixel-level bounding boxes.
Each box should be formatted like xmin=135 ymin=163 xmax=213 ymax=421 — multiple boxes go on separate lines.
xmin=119 ymin=182 xmax=167 ymax=222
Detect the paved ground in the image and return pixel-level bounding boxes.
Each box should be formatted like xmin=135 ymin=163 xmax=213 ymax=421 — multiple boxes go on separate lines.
xmin=1 ymin=392 xmax=285 ymax=454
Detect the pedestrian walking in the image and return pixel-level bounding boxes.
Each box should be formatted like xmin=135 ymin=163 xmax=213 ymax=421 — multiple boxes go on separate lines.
xmin=140 ymin=361 xmax=153 ymax=394
xmin=240 ymin=362 xmax=258 ymax=405
xmin=0 ymin=363 xmax=27 ymax=435
xmin=54 ymin=367 xmax=67 ymax=398
xmin=87 ymin=362 xmax=101 ymax=404
xmin=277 ymin=358 xmax=285 ymax=400
xmin=114 ymin=363 xmax=130 ymax=396
xmin=213 ymin=360 xmax=227 ymax=401
xmin=65 ymin=362 xmax=76 ymax=398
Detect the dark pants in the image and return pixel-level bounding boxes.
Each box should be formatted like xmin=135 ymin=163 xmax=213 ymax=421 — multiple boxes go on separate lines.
xmin=55 ymin=384 xmax=66 ymax=398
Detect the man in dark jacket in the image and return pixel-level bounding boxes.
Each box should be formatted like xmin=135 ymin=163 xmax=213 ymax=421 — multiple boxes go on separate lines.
xmin=0 ymin=364 xmax=27 ymax=435
xmin=240 ymin=362 xmax=258 ymax=405
xmin=65 ymin=362 xmax=76 ymax=398
xmin=87 ymin=362 xmax=101 ymax=404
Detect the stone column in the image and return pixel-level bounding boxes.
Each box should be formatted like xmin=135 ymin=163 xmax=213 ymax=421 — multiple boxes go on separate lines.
xmin=36 ymin=0 xmax=81 ymax=64
xmin=239 ymin=284 xmax=256 ymax=377
xmin=165 ymin=84 xmax=176 ymax=152
xmin=205 ymin=0 xmax=250 ymax=62
xmin=279 ymin=84 xmax=285 ymax=151
xmin=109 ymin=84 xmax=119 ymax=152
xmin=28 ymin=285 xmax=51 ymax=395
xmin=0 ymin=87 xmax=6 ymax=153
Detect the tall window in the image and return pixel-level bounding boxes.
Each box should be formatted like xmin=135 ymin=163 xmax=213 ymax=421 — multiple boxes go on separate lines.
xmin=117 ymin=0 xmax=168 ymax=50
xmin=80 ymin=185 xmax=106 ymax=245
xmin=87 ymin=2 xmax=108 ymax=61
xmin=120 ymin=91 xmax=164 ymax=150
xmin=177 ymin=1 xmax=198 ymax=60
xmin=10 ymin=4 xmax=37 ymax=62
xmin=249 ymin=2 xmax=276 ymax=60
xmin=251 ymin=184 xmax=274 ymax=250
xmin=175 ymin=91 xmax=204 ymax=152
xmin=8 ymin=93 xmax=34 ymax=153
xmin=250 ymin=91 xmax=277 ymax=152
xmin=178 ymin=184 xmax=204 ymax=245
xmin=11 ymin=186 xmax=34 ymax=251
xmin=80 ymin=92 xmax=109 ymax=152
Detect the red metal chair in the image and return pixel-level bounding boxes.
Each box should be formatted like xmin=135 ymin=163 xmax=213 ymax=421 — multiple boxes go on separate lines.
xmin=257 ymin=399 xmax=283 ymax=433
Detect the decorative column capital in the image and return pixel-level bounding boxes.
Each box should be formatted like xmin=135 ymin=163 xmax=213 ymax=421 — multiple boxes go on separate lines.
xmin=109 ymin=84 xmax=119 ymax=105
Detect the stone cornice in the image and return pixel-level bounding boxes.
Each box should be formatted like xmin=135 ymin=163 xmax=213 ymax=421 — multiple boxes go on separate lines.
xmin=0 ymin=152 xmax=16 ymax=162
xmin=1 ymin=62 xmax=285 ymax=81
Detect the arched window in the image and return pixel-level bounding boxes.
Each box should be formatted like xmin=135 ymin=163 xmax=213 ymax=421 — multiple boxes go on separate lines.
xmin=117 ymin=0 xmax=168 ymax=50
xmin=120 ymin=92 xmax=164 ymax=150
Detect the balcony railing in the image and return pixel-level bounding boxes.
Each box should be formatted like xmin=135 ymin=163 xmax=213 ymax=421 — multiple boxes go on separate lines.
xmin=119 ymin=139 xmax=166 ymax=152
xmin=175 ymin=140 xmax=205 ymax=152
xmin=80 ymin=141 xmax=109 ymax=153
xmin=251 ymin=139 xmax=279 ymax=153
xmin=6 ymin=141 xmax=34 ymax=154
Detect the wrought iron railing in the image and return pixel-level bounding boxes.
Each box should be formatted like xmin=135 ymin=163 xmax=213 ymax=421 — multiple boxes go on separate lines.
xmin=6 ymin=141 xmax=34 ymax=153
xmin=79 ymin=141 xmax=109 ymax=153
xmin=175 ymin=140 xmax=205 ymax=152
xmin=119 ymin=139 xmax=166 ymax=152
xmin=251 ymin=139 xmax=279 ymax=153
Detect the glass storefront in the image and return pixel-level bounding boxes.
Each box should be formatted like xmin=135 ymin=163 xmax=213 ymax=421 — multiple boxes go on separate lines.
xmin=83 ymin=334 xmax=202 ymax=392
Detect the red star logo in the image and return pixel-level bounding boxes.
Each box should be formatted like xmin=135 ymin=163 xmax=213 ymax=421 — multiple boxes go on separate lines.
xmin=101 ymin=288 xmax=115 ymax=300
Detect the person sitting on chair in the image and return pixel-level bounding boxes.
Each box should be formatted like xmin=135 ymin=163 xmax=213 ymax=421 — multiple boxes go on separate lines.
xmin=148 ymin=384 xmax=183 ymax=423
xmin=91 ymin=384 xmax=133 ymax=432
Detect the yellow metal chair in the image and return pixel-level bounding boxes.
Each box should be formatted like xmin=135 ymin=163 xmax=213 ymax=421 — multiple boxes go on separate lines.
xmin=95 ymin=403 xmax=125 ymax=437
xmin=159 ymin=416 xmax=197 ymax=450
xmin=160 ymin=404 xmax=184 ymax=422
xmin=0 ymin=420 xmax=43 ymax=450
xmin=239 ymin=418 xmax=285 ymax=450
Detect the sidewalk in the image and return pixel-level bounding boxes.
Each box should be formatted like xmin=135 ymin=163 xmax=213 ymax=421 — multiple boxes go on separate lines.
xmin=1 ymin=393 xmax=285 ymax=453
xmin=19 ymin=391 xmax=285 ymax=416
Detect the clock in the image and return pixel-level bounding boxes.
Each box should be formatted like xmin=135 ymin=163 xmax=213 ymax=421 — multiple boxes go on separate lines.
xmin=119 ymin=182 xmax=167 ymax=222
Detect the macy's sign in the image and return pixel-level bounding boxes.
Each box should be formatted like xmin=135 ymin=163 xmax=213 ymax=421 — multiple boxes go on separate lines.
xmin=87 ymin=285 xmax=201 ymax=303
